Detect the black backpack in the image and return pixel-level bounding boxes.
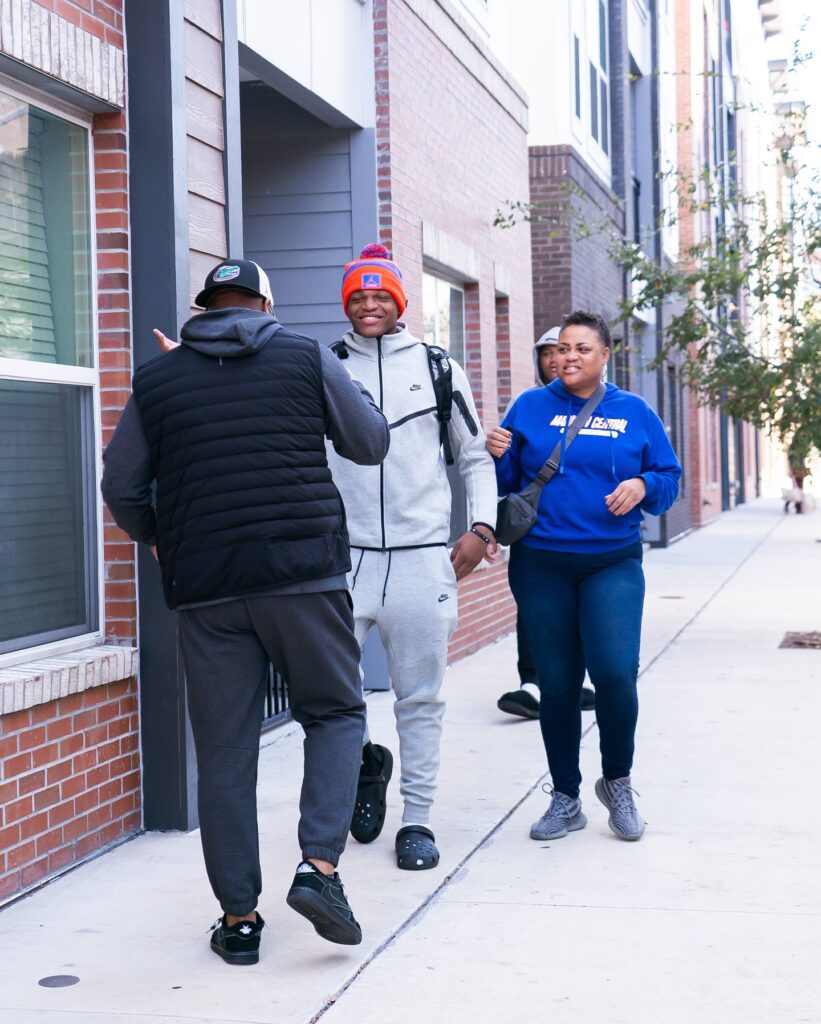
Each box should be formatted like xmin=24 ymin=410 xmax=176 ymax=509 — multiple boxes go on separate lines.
xmin=332 ymin=339 xmax=455 ymax=465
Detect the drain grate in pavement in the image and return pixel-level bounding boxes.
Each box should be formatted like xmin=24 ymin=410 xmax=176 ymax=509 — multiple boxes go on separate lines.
xmin=779 ymin=632 xmax=821 ymax=650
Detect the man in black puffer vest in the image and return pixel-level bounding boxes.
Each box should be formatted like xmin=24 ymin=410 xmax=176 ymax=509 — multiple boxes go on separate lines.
xmin=102 ymin=259 xmax=389 ymax=964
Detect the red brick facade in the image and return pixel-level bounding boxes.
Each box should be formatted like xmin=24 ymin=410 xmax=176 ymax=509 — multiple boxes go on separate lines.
xmin=0 ymin=0 xmax=139 ymax=906
xmin=0 ymin=680 xmax=140 ymax=903
xmin=31 ymin=0 xmax=124 ymax=48
xmin=373 ymin=0 xmax=534 ymax=661
xmin=96 ymin=106 xmax=138 ymax=645
xmin=529 ymin=145 xmax=625 ymax=348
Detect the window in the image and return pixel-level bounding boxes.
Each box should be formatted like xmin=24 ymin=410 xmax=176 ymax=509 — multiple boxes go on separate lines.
xmin=422 ymin=271 xmax=470 ymax=542
xmin=573 ymin=35 xmax=581 ymax=120
xmin=588 ymin=0 xmax=610 ymax=155
xmin=599 ymin=0 xmax=608 ymax=72
xmin=600 ymin=79 xmax=609 ymax=154
xmin=0 ymin=83 xmax=100 ymax=660
xmin=422 ymin=273 xmax=465 ymax=365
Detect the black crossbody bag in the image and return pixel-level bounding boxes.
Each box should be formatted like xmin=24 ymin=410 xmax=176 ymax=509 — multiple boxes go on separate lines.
xmin=495 ymin=383 xmax=606 ymax=546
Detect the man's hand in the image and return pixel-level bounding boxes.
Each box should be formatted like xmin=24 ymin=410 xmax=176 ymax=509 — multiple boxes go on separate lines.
xmin=450 ymin=529 xmax=499 ymax=580
xmin=605 ymin=477 xmax=646 ymax=517
xmin=153 ymin=328 xmax=180 ymax=353
xmin=486 ymin=426 xmax=512 ymax=459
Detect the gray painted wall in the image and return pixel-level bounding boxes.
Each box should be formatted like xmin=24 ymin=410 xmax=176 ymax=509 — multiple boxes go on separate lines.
xmin=240 ymin=82 xmax=355 ymax=344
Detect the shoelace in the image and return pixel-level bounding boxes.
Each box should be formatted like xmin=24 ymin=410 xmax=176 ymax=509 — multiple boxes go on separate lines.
xmin=539 ymin=783 xmax=577 ymax=817
xmin=608 ymin=781 xmax=641 ymax=814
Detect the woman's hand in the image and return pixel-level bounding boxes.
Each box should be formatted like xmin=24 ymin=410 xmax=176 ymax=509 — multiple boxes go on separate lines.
xmin=486 ymin=426 xmax=512 ymax=459
xmin=605 ymin=477 xmax=646 ymax=516
xmin=153 ymin=328 xmax=180 ymax=353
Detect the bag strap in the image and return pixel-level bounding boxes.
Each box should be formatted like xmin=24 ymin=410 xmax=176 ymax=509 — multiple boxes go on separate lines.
xmin=529 ymin=382 xmax=606 ymax=490
xmin=424 ymin=344 xmax=454 ymax=466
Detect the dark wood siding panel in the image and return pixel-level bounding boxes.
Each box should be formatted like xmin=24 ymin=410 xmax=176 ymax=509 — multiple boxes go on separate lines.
xmin=184 ymin=1 xmax=226 ymax=307
xmin=189 ymin=247 xmax=224 ymax=308
xmin=184 ymin=0 xmax=223 ymax=40
xmin=187 ymin=192 xmax=227 ymax=264
xmin=186 ymin=136 xmax=226 ymax=204
xmin=183 ymin=21 xmax=224 ymax=97
xmin=185 ymin=79 xmax=225 ymax=150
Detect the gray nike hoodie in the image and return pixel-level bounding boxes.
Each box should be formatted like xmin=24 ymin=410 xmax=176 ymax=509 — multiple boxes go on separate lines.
xmin=326 ymin=324 xmax=498 ymax=549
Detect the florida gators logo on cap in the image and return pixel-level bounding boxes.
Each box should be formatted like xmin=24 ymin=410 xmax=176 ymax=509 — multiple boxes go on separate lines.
xmin=214 ymin=265 xmax=241 ymax=282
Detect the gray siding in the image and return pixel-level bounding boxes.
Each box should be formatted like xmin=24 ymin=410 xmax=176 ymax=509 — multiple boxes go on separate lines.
xmin=241 ymin=83 xmax=354 ymax=344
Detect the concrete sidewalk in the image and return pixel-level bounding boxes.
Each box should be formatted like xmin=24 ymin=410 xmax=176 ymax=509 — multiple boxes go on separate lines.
xmin=1 ymin=499 xmax=819 ymax=1024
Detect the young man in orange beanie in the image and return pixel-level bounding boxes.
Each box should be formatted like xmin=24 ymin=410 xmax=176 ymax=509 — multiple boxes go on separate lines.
xmin=328 ymin=244 xmax=499 ymax=871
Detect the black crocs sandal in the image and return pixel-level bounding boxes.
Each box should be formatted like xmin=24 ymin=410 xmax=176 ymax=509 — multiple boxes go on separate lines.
xmin=350 ymin=743 xmax=393 ymax=844
xmin=395 ymin=825 xmax=440 ymax=871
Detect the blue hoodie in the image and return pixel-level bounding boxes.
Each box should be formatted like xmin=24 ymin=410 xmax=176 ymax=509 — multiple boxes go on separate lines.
xmin=495 ymin=380 xmax=681 ymax=553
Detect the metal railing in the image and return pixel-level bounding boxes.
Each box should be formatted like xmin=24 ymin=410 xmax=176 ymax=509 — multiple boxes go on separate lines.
xmin=262 ymin=664 xmax=291 ymax=730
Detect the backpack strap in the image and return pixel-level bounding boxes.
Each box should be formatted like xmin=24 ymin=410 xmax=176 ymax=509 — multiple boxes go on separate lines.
xmin=330 ymin=339 xmax=349 ymax=359
xmin=424 ymin=344 xmax=454 ymax=465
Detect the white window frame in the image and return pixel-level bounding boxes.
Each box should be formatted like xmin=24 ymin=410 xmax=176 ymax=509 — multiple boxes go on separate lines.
xmin=0 ymin=74 xmax=104 ymax=669
xmin=571 ymin=0 xmax=612 ymax=181
xmin=422 ymin=271 xmax=466 ymax=366
xmin=590 ymin=0 xmax=610 ymax=159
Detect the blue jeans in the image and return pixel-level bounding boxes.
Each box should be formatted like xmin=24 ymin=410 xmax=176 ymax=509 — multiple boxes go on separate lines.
xmin=508 ymin=541 xmax=645 ymax=799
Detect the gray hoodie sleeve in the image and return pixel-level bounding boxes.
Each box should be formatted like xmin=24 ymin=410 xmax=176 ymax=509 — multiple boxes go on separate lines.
xmin=320 ymin=343 xmax=390 ymax=465
xmin=100 ymin=396 xmax=157 ymax=545
xmin=448 ymin=360 xmax=500 ymax=533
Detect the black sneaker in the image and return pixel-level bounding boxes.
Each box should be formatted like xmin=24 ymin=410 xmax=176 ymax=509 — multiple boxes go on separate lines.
xmin=286 ymin=863 xmax=362 ymax=945
xmin=497 ymin=689 xmax=539 ymax=719
xmin=580 ymin=686 xmax=596 ymax=711
xmin=209 ymin=912 xmax=265 ymax=965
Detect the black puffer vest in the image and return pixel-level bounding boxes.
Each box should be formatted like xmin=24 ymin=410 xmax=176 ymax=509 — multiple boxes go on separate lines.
xmin=132 ymin=308 xmax=349 ymax=609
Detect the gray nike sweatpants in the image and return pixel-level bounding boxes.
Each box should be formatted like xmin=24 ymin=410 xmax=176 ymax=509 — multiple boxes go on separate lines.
xmin=348 ymin=546 xmax=459 ymax=825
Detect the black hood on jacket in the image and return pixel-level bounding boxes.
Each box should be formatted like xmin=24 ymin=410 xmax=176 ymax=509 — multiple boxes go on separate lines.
xmin=179 ymin=307 xmax=282 ymax=358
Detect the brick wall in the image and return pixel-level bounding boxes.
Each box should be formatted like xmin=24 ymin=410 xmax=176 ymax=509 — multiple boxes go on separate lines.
xmin=529 ymin=145 xmax=625 ymax=339
xmin=374 ymin=0 xmax=534 ymax=660
xmin=0 ymin=680 xmax=140 ymax=902
xmin=495 ymin=296 xmax=512 ymax=419
xmin=96 ymin=105 xmax=138 ymax=645
xmin=31 ymin=0 xmax=124 ymax=48
xmin=0 ymin=0 xmax=140 ymax=906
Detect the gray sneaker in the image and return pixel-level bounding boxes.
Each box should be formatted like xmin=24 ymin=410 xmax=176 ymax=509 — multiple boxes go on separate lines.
xmin=530 ymin=789 xmax=587 ymax=840
xmin=595 ymin=776 xmax=645 ymax=841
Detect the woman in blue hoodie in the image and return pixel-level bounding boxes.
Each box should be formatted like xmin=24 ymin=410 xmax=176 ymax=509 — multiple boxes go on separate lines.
xmin=489 ymin=311 xmax=681 ymax=843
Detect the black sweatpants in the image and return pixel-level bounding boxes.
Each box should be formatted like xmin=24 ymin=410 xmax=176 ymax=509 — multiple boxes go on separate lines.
xmin=177 ymin=590 xmax=366 ymax=916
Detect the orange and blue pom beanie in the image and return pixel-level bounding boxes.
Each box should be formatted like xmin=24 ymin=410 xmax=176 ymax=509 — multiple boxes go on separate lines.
xmin=341 ymin=243 xmax=407 ymax=316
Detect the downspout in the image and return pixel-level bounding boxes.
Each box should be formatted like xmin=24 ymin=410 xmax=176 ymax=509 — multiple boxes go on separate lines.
xmin=649 ymin=0 xmax=668 ymax=544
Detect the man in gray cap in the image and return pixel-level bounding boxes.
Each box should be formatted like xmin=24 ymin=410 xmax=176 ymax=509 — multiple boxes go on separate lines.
xmin=102 ymin=259 xmax=390 ymax=964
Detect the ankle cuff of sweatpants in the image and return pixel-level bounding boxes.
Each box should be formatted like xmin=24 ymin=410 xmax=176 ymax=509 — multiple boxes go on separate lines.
xmin=301 ymin=844 xmax=341 ymax=867
xmin=221 ymin=899 xmax=258 ymax=916
xmin=402 ymin=803 xmax=431 ymax=826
